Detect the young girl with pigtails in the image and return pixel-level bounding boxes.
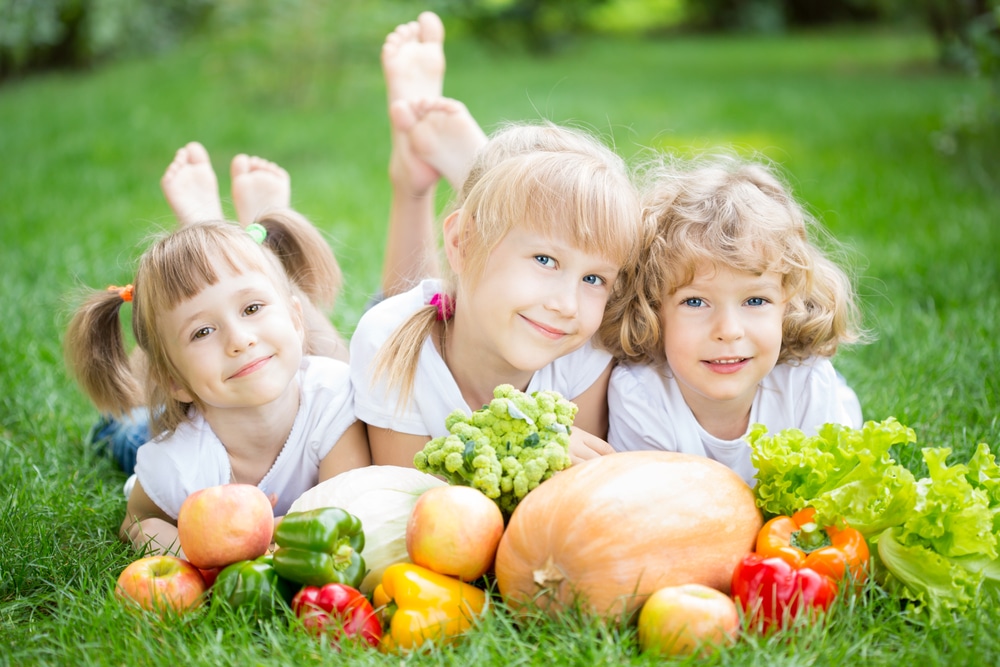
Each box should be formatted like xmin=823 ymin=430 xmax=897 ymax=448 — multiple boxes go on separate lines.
xmin=349 ymin=121 xmax=644 ymax=469
xmin=600 ymin=153 xmax=866 ymax=485
xmin=65 ymin=217 xmax=370 ymax=556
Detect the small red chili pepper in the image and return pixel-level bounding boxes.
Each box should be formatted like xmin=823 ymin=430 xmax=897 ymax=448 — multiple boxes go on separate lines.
xmin=291 ymin=583 xmax=382 ymax=648
xmin=731 ymin=553 xmax=838 ymax=632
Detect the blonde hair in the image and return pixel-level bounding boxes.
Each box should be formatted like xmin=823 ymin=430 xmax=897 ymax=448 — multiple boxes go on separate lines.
xmin=64 ymin=214 xmax=341 ymax=437
xmin=602 ymin=152 xmax=865 ymax=366
xmin=374 ymin=122 xmax=643 ymax=404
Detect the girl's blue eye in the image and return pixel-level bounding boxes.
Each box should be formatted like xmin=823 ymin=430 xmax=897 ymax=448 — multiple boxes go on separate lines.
xmin=746 ymin=297 xmax=767 ymax=307
xmin=582 ymin=274 xmax=604 ymax=286
xmin=534 ymin=255 xmax=554 ymax=267
xmin=683 ymin=298 xmax=704 ymax=307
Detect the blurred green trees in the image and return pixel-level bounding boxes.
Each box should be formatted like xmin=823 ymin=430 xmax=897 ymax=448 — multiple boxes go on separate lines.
xmin=2 ymin=0 xmax=995 ymax=167
xmin=4 ymin=0 xmax=996 ymax=77
xmin=0 ymin=0 xmax=214 ymax=78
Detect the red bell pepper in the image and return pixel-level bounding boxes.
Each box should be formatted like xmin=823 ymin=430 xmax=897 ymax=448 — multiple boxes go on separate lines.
xmin=731 ymin=553 xmax=837 ymax=632
xmin=291 ymin=583 xmax=382 ymax=648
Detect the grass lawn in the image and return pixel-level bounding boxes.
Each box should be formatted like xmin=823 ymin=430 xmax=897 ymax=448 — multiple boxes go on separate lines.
xmin=1 ymin=3 xmax=999 ymax=665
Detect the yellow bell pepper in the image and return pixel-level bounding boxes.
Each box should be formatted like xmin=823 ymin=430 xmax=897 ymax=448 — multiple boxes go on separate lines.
xmin=372 ymin=563 xmax=488 ymax=652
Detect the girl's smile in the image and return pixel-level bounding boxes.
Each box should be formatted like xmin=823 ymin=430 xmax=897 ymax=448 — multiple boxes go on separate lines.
xmin=520 ymin=314 xmax=571 ymax=340
xmin=229 ymin=355 xmax=274 ymax=380
xmin=703 ymin=357 xmax=752 ymax=374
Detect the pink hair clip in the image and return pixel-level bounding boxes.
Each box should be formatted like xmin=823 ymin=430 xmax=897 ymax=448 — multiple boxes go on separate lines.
xmin=429 ymin=292 xmax=455 ymax=321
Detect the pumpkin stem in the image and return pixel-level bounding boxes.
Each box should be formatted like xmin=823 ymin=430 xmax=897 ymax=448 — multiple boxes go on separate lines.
xmin=532 ymin=555 xmax=565 ymax=591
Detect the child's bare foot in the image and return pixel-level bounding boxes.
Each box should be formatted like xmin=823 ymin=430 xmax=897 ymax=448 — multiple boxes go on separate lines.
xmin=381 ymin=11 xmax=445 ymax=108
xmin=160 ymin=142 xmax=224 ymax=226
xmin=383 ymin=12 xmax=448 ymax=196
xmin=389 ymin=116 xmax=442 ymax=198
xmin=230 ymin=154 xmax=291 ymax=226
xmin=391 ymin=97 xmax=488 ymax=192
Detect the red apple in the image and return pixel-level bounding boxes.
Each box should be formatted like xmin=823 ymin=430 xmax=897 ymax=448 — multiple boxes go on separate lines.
xmin=638 ymin=584 xmax=740 ymax=657
xmin=177 ymin=483 xmax=274 ymax=570
xmin=115 ymin=555 xmax=208 ymax=614
xmin=406 ymin=485 xmax=504 ymax=581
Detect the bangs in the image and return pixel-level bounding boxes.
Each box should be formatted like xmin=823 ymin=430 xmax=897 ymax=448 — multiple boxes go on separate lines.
xmin=659 ymin=179 xmax=809 ymax=294
xmin=137 ymin=223 xmax=274 ymax=310
xmin=665 ymin=240 xmax=788 ymax=296
xmin=466 ymin=150 xmax=640 ymax=272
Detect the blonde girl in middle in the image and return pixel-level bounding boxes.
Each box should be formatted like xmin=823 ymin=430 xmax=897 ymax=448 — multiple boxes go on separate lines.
xmin=350 ymin=121 xmax=643 ymax=467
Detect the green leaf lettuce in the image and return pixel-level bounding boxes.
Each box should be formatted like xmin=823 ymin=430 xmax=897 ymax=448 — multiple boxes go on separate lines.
xmin=748 ymin=418 xmax=918 ymax=537
xmin=875 ymin=444 xmax=1000 ymax=620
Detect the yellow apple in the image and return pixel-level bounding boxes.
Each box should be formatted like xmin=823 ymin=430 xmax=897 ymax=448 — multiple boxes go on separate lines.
xmin=115 ymin=555 xmax=207 ymax=614
xmin=638 ymin=584 xmax=740 ymax=657
xmin=406 ymin=485 xmax=504 ymax=581
xmin=177 ymin=483 xmax=274 ymax=570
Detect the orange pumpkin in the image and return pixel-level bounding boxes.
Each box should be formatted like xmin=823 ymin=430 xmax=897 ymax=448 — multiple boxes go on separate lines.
xmin=494 ymin=451 xmax=762 ymax=618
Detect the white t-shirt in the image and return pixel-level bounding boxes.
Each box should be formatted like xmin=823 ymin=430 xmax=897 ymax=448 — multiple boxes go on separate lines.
xmin=134 ymin=356 xmax=356 ymax=519
xmin=607 ymin=357 xmax=860 ymax=485
xmin=350 ymin=279 xmax=612 ymax=439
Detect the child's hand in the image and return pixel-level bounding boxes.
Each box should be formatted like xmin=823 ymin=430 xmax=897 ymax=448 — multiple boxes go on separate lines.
xmin=569 ymin=429 xmax=615 ymax=464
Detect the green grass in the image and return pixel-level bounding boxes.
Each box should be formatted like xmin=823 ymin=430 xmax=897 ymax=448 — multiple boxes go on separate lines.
xmin=2 ymin=3 xmax=999 ymax=664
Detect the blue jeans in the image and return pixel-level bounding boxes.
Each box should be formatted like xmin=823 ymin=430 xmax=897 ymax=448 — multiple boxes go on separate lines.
xmin=88 ymin=409 xmax=150 ymax=476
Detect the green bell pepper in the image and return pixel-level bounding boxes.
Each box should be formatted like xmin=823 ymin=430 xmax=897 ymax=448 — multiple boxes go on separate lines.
xmin=273 ymin=507 xmax=366 ymax=588
xmin=211 ymin=553 xmax=298 ymax=618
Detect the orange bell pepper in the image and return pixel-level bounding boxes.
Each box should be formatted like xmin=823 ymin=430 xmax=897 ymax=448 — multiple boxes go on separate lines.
xmin=756 ymin=507 xmax=869 ymax=584
xmin=372 ymin=563 xmax=488 ymax=652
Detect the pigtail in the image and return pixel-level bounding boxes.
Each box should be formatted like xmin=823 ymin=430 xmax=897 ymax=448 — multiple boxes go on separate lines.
xmin=256 ymin=210 xmax=342 ymax=313
xmin=371 ymin=305 xmax=441 ymax=409
xmin=64 ymin=288 xmax=143 ymax=416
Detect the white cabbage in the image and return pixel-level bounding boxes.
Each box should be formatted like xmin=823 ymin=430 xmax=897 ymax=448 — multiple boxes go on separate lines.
xmin=289 ymin=465 xmax=446 ymax=594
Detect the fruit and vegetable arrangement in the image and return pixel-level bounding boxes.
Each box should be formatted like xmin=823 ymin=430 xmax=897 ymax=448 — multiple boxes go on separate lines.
xmin=113 ymin=386 xmax=1000 ymax=657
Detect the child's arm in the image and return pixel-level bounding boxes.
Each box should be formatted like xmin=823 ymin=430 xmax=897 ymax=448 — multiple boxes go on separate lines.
xmin=567 ymin=361 xmax=616 ymax=463
xmin=366 ymin=425 xmax=431 ymax=468
xmin=119 ymin=480 xmax=184 ymax=556
xmin=317 ymin=420 xmax=372 ymax=482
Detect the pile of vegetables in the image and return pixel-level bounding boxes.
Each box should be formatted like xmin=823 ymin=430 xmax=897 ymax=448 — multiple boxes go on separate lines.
xmin=748 ymin=418 xmax=1000 ymax=621
xmin=413 ymin=384 xmax=574 ymax=517
xmin=118 ymin=399 xmax=1000 ymax=660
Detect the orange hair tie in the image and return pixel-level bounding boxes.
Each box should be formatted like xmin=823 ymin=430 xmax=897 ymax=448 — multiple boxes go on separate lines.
xmin=107 ymin=284 xmax=134 ymax=302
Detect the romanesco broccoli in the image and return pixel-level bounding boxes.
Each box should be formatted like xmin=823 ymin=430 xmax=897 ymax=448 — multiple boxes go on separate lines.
xmin=413 ymin=384 xmax=576 ymax=517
